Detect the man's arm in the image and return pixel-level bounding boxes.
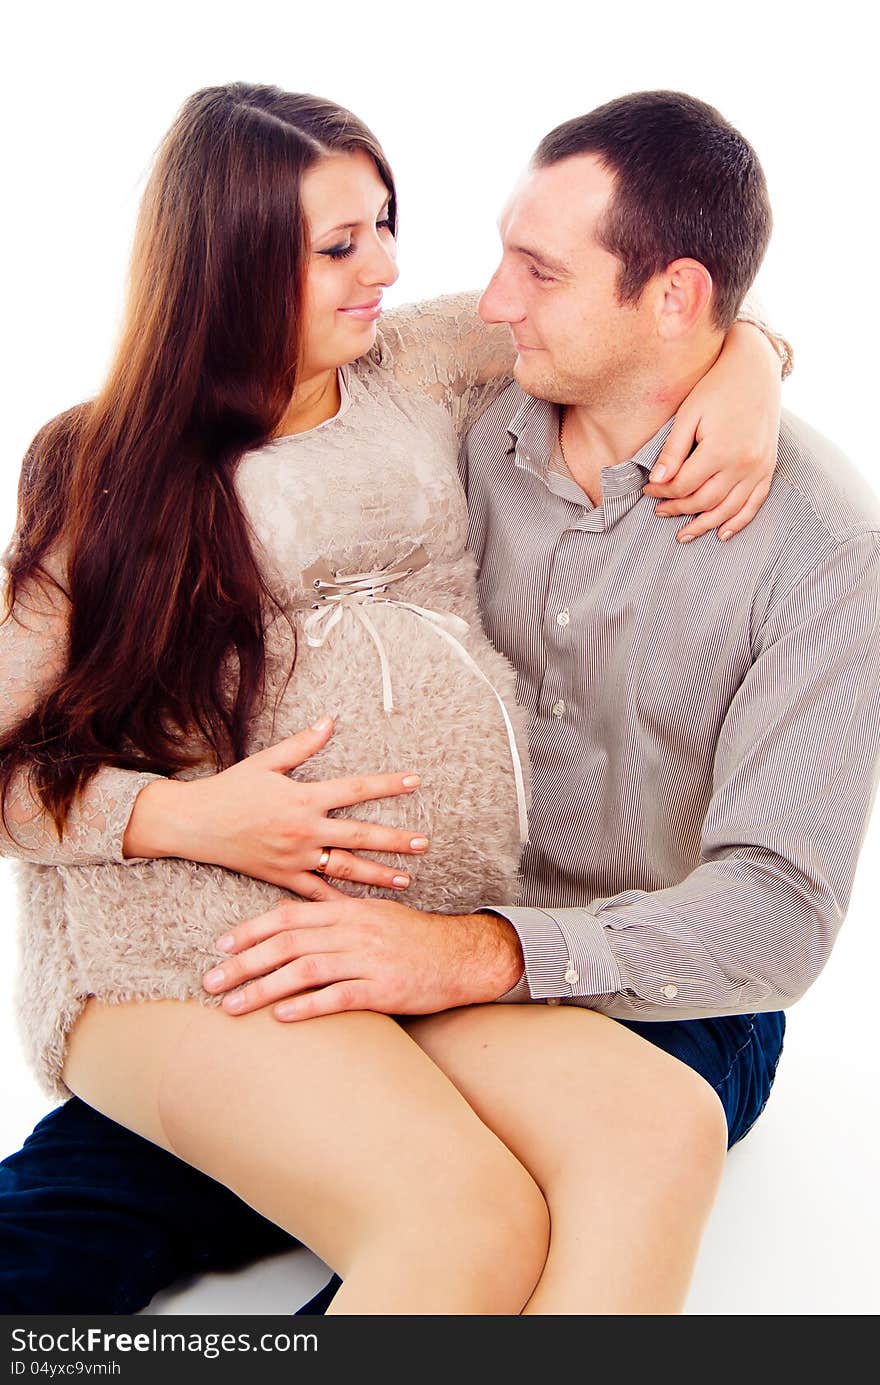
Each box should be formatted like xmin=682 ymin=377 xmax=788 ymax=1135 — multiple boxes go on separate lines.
xmin=491 ymin=529 xmax=880 ymax=1019
xmin=200 ymin=534 xmax=880 ymax=1026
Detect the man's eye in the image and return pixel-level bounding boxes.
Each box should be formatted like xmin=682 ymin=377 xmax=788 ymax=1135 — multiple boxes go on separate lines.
xmin=528 ymin=265 xmax=555 ymax=284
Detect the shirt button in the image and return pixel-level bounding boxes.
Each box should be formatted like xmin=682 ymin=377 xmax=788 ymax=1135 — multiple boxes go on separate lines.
xmin=556 ymin=609 xmax=570 ymax=627
xmin=564 ymin=966 xmax=579 ymax=984
xmin=662 ymin=984 xmax=679 ymax=999
xmin=546 ymin=997 xmax=561 ymax=1007
xmin=551 ymin=700 xmax=566 ymax=718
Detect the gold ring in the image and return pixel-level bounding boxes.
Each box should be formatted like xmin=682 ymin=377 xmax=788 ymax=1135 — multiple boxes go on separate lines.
xmin=317 ymin=848 xmax=331 ymax=871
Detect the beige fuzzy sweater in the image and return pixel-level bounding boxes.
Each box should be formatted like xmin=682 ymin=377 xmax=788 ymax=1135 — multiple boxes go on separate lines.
xmin=0 ymin=295 xmax=530 ymax=1098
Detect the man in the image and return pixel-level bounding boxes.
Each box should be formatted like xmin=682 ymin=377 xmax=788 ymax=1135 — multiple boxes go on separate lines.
xmin=3 ymin=92 xmax=878 ymax=1314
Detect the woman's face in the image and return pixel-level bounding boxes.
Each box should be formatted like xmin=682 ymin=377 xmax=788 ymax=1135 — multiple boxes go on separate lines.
xmin=299 ymin=149 xmax=399 ymax=379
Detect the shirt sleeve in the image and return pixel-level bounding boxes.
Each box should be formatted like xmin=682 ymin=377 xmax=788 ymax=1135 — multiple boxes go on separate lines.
xmin=490 ymin=529 xmax=880 ymax=1018
xmin=375 ymin=291 xmax=515 ymax=441
xmin=0 ymin=566 xmax=162 ymax=866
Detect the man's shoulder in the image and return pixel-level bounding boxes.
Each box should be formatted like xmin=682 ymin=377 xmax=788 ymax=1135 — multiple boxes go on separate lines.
xmin=467 ymin=380 xmax=525 ymax=438
xmin=775 ymin=411 xmax=880 ymax=544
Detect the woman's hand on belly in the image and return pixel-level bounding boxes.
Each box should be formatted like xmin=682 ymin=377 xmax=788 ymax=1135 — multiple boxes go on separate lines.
xmin=122 ymin=717 xmax=429 ymax=894
xmin=201 ymin=889 xmax=526 ymax=1020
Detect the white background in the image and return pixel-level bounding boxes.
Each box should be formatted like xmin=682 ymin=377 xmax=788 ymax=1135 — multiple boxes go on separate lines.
xmin=2 ymin=0 xmax=878 ymax=1313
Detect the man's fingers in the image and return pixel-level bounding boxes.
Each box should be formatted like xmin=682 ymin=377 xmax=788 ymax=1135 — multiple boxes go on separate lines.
xmin=274 ymin=981 xmax=373 ymax=1023
xmin=211 ymin=901 xmax=336 ymax=958
xmin=205 ymin=927 xmax=351 ymax=994
xmin=218 ymin=954 xmax=357 ymax=1015
xmin=314 ymin=772 xmax=422 ymax=811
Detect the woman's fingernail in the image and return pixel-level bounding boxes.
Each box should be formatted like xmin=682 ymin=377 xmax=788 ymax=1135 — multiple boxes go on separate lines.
xmin=719 ymin=529 xmax=732 ymax=542
xmin=679 ymin=531 xmax=695 ymax=543
xmin=312 ymin=715 xmax=333 ymax=732
xmin=204 ymin=967 xmax=225 ymax=988
xmin=402 ymin=775 xmax=421 ymax=788
xmin=216 ymin=934 xmax=235 ymax=953
xmin=392 ymin=875 xmax=410 ymax=888
xmin=650 ymin=463 xmax=668 ymax=481
xmin=276 ymin=1003 xmax=297 ymax=1021
xmin=224 ymin=992 xmax=246 ymax=1012
xmin=410 ymin=837 xmax=429 ymax=850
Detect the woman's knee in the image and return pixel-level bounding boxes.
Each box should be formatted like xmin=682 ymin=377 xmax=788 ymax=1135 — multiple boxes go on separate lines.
xmin=380 ymin=1135 xmax=550 ymax=1310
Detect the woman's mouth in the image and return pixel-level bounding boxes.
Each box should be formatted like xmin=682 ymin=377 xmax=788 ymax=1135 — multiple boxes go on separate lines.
xmin=339 ymin=299 xmax=383 ymax=321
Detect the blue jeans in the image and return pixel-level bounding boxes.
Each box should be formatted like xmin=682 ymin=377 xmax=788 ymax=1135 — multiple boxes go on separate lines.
xmin=0 ymin=1009 xmax=784 ymax=1314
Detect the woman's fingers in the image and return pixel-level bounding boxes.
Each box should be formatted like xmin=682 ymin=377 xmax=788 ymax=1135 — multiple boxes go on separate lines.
xmin=716 ymin=477 xmax=773 ymax=541
xmin=313 ymin=771 xmax=422 ymax=811
xmin=644 ymin=446 xmax=718 ymax=499
xmin=247 ymin=718 xmax=336 ymax=772
xmin=653 ymin=470 xmax=740 ymax=518
xmin=674 ymin=479 xmax=756 ymax=543
xmin=644 ymin=412 xmax=700 ymax=486
xmin=319 ymin=815 xmax=430 ymax=857
xmin=317 ymin=847 xmax=411 ymax=890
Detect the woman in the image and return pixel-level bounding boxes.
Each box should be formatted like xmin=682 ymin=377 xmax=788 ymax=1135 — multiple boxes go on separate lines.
xmin=1 ymin=84 xmax=785 ymax=1313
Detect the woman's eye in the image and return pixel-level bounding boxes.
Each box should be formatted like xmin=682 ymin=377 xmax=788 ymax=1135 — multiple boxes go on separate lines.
xmin=377 ymin=217 xmax=393 ymax=231
xmin=528 ymin=264 xmax=555 ymax=284
xmin=323 ymin=243 xmax=355 ymax=261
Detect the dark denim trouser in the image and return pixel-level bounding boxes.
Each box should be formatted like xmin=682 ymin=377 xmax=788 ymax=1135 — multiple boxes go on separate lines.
xmin=0 ymin=1009 xmax=784 ymax=1315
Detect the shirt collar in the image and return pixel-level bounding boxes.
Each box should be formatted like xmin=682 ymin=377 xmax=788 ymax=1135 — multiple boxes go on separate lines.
xmin=507 ymin=390 xmax=675 ymax=501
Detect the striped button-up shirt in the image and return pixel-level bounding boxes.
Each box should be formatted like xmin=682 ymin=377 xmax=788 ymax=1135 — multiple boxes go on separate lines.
xmin=463 ymin=384 xmax=880 ymax=1019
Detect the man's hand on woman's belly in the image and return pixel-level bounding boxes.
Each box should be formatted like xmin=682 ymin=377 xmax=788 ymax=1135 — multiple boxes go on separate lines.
xmin=201 ymin=888 xmax=526 ymax=1020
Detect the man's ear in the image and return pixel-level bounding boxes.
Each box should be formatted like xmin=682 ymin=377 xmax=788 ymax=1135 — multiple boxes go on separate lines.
xmin=657 ymin=258 xmax=714 ymax=339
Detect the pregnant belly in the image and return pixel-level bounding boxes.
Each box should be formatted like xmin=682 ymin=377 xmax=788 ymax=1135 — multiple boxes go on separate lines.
xmin=60 ymin=602 xmax=528 ymax=994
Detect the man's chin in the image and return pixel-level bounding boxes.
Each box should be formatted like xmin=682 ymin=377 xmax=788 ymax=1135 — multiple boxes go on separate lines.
xmin=513 ymin=356 xmax=555 ymax=401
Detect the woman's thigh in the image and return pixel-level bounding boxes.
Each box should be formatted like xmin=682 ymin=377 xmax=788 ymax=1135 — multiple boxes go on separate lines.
xmin=401 ymin=1003 xmax=728 ymax=1192
xmin=63 ymin=998 xmax=541 ymax=1275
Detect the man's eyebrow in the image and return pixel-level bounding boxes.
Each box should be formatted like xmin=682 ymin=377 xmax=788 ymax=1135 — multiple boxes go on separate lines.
xmin=511 ymin=243 xmax=572 ymax=277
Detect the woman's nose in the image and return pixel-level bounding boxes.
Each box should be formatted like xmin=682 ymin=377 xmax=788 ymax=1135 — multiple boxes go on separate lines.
xmin=360 ymin=234 xmax=399 ymax=288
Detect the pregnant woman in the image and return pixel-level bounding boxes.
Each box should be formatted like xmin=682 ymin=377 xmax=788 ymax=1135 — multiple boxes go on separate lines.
xmin=1 ymin=84 xmax=784 ymax=1313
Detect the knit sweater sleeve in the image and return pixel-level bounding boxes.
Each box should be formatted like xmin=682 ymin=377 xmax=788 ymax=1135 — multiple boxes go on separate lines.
xmin=0 ymin=565 xmax=160 ymax=865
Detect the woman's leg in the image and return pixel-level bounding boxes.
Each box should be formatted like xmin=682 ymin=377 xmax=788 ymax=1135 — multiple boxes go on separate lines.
xmin=63 ymin=999 xmax=549 ymax=1315
xmin=402 ymin=1004 xmax=728 ymax=1315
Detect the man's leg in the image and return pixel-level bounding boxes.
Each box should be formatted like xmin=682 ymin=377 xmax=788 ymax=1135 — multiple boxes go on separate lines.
xmin=0 ymin=1098 xmax=295 ymax=1313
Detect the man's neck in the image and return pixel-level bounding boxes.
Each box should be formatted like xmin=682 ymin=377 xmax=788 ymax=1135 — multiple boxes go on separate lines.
xmin=559 ymin=344 xmax=722 ymax=505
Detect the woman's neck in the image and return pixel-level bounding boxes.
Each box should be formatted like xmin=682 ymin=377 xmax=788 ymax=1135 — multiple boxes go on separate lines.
xmin=273 ymin=368 xmax=341 ymax=437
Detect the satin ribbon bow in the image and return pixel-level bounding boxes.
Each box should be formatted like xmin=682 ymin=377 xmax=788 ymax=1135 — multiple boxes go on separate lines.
xmin=301 ymin=547 xmax=529 ymax=843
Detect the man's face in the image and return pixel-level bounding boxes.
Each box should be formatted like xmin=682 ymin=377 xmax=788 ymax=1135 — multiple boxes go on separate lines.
xmin=479 ymin=154 xmax=658 ymax=407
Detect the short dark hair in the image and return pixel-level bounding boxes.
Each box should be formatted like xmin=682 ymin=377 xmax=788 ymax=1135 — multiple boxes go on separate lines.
xmin=533 ymin=91 xmax=772 ymax=329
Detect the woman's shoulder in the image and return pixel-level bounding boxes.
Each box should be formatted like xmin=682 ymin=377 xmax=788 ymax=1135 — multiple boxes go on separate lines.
xmin=363 ymin=291 xmax=513 ymax=398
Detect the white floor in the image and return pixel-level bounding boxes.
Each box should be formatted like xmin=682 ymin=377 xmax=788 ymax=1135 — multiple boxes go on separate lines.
xmin=3 ymin=816 xmax=879 ymax=1316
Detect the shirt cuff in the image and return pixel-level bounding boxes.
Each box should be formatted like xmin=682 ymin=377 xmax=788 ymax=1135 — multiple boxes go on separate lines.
xmin=483 ymin=905 xmax=623 ymax=1003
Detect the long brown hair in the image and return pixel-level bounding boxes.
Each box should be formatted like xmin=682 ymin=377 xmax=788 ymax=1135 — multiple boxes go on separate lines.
xmin=1 ymin=84 xmax=397 ymax=838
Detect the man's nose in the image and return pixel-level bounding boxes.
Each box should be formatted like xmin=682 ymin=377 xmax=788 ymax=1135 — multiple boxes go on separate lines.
xmin=479 ymin=265 xmax=522 ymax=324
